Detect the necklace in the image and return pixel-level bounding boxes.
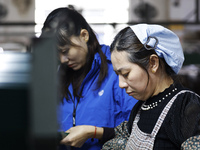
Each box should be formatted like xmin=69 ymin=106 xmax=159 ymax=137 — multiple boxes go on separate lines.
xmin=141 ymin=87 xmax=177 ymax=111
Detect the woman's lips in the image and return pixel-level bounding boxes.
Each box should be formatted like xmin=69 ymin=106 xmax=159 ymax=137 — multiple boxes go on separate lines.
xmin=127 ymin=91 xmax=134 ymax=96
xmin=68 ymin=64 xmax=74 ymax=68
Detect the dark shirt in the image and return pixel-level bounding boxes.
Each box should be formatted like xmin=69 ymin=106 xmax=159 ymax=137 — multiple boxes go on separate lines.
xmin=102 ymin=83 xmax=200 ymax=149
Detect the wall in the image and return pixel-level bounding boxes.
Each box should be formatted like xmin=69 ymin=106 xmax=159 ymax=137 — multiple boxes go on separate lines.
xmin=129 ymin=0 xmax=197 ymax=22
xmin=0 ymin=0 xmax=35 ymax=52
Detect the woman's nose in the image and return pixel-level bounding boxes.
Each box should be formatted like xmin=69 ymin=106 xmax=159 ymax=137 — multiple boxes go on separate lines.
xmin=60 ymin=55 xmax=69 ymax=63
xmin=118 ymin=75 xmax=128 ymax=89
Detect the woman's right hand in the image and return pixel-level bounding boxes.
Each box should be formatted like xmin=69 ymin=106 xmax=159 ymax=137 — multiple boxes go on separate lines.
xmin=60 ymin=125 xmax=103 ymax=148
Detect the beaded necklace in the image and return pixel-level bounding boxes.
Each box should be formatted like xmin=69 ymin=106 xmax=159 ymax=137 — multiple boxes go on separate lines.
xmin=141 ymin=87 xmax=177 ymax=111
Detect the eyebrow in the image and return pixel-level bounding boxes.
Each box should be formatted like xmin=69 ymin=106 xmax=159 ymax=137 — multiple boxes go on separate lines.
xmin=115 ymin=67 xmax=129 ymax=74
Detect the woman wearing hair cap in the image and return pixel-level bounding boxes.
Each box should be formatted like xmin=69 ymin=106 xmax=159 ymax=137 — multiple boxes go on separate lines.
xmin=58 ymin=23 xmax=200 ymax=149
xmin=100 ymin=24 xmax=200 ymax=149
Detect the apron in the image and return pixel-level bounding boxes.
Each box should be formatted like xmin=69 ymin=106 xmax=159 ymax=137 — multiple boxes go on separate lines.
xmin=126 ymin=91 xmax=183 ymax=150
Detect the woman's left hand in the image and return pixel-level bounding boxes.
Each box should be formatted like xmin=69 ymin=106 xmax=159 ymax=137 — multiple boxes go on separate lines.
xmin=60 ymin=125 xmax=94 ymax=148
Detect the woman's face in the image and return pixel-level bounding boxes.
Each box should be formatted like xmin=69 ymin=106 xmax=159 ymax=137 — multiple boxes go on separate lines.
xmin=59 ymin=33 xmax=88 ymax=71
xmin=111 ymin=50 xmax=152 ymax=101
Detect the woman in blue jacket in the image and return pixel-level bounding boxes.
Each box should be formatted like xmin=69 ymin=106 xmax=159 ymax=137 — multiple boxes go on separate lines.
xmin=40 ymin=7 xmax=137 ymax=150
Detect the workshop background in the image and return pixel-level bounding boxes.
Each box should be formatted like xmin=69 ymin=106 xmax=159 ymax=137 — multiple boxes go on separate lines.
xmin=0 ymin=0 xmax=200 ymax=150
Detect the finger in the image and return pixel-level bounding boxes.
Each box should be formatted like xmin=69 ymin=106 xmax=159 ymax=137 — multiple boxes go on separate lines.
xmin=60 ymin=136 xmax=70 ymax=144
xmin=77 ymin=142 xmax=85 ymax=148
xmin=65 ymin=131 xmax=70 ymax=134
xmin=60 ymin=139 xmax=70 ymax=145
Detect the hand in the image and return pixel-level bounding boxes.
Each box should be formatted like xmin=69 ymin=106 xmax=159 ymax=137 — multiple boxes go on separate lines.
xmin=60 ymin=125 xmax=94 ymax=148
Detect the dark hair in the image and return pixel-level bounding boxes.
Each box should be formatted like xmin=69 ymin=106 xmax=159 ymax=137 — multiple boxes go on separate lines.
xmin=41 ymin=7 xmax=108 ymax=102
xmin=110 ymin=27 xmax=176 ymax=82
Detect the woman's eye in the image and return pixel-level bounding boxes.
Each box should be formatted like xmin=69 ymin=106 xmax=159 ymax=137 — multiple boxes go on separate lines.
xmin=62 ymin=51 xmax=67 ymax=54
xmin=60 ymin=50 xmax=68 ymax=55
xmin=122 ymin=73 xmax=129 ymax=78
xmin=58 ymin=47 xmax=69 ymax=54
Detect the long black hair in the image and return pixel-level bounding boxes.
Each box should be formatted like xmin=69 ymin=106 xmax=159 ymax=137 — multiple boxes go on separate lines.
xmin=41 ymin=7 xmax=108 ymax=102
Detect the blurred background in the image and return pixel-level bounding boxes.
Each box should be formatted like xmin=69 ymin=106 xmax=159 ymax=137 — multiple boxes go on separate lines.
xmin=0 ymin=0 xmax=200 ymax=149
xmin=0 ymin=0 xmax=200 ymax=49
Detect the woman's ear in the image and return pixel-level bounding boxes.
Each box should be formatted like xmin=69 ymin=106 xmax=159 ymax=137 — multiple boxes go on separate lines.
xmin=80 ymin=29 xmax=89 ymax=42
xmin=149 ymin=54 xmax=159 ymax=74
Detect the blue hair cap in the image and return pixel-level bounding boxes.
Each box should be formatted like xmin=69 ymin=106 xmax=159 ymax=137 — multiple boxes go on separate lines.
xmin=130 ymin=24 xmax=184 ymax=74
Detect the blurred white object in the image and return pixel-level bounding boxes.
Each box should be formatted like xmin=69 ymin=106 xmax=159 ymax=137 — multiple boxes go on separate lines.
xmin=0 ymin=52 xmax=32 ymax=88
xmin=179 ymin=64 xmax=200 ymax=79
xmin=0 ymin=43 xmax=26 ymax=52
xmin=0 ymin=47 xmax=3 ymax=53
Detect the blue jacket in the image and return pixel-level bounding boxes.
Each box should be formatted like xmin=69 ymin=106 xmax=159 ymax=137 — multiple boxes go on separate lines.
xmin=58 ymin=45 xmax=137 ymax=150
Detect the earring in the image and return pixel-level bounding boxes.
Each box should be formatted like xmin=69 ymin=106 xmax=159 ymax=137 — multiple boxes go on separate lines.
xmin=152 ymin=69 xmax=155 ymax=73
xmin=85 ymin=38 xmax=88 ymax=42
